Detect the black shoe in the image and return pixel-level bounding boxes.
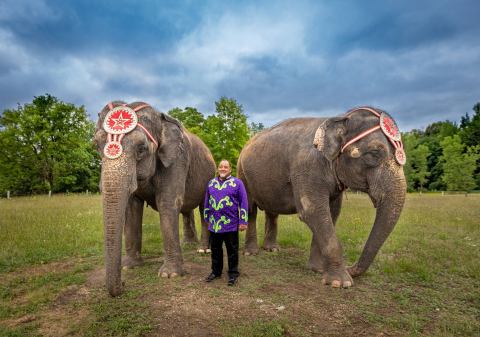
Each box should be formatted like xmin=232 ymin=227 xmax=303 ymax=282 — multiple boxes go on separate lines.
xmin=227 ymin=276 xmax=237 ymax=286
xmin=205 ymin=273 xmax=221 ymax=282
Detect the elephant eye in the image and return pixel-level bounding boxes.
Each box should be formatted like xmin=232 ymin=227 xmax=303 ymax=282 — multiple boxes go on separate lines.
xmin=137 ymin=143 xmax=148 ymax=154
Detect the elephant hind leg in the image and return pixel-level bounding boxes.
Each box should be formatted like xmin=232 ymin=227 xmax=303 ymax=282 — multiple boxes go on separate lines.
xmin=263 ymin=212 xmax=280 ymax=252
xmin=181 ymin=210 xmax=199 ymax=244
xmin=197 ymin=205 xmax=211 ymax=253
xmin=244 ymin=204 xmax=259 ymax=255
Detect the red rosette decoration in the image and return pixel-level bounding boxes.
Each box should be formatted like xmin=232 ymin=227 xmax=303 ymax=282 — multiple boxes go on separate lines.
xmin=395 ymin=148 xmax=406 ymax=165
xmin=104 ymin=141 xmax=123 ymax=159
xmin=103 ymin=106 xmax=138 ymax=135
xmin=380 ymin=112 xmax=401 ymax=142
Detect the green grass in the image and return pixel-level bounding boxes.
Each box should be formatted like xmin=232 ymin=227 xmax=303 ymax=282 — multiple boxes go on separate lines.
xmin=0 ymin=193 xmax=479 ymax=336
xmin=84 ymin=290 xmax=154 ymax=337
xmin=221 ymin=319 xmax=286 ymax=337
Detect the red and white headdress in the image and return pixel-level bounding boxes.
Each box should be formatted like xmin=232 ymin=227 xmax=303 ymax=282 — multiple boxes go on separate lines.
xmin=340 ymin=107 xmax=406 ymax=165
xmin=102 ymin=102 xmax=158 ymax=159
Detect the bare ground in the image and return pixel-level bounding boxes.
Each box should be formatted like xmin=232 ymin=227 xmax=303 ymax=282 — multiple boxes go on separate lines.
xmin=0 ymin=249 xmax=440 ymax=337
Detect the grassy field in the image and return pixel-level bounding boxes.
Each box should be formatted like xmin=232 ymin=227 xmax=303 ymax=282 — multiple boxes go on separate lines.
xmin=0 ymin=193 xmax=479 ymax=336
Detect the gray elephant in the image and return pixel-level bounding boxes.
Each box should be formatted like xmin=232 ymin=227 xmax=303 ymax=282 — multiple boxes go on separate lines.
xmin=94 ymin=101 xmax=215 ymax=296
xmin=237 ymin=106 xmax=407 ymax=288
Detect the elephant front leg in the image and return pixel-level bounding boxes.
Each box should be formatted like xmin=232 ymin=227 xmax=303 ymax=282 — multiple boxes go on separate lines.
xmin=299 ymin=194 xmax=352 ymax=288
xmin=123 ymin=196 xmax=145 ymax=269
xmin=308 ymin=237 xmax=325 ymax=272
xmin=157 ymin=200 xmax=184 ymax=278
xmin=308 ymin=193 xmax=343 ymax=272
xmin=197 ymin=205 xmax=211 ymax=253
xmin=244 ymin=205 xmax=259 ymax=255
xmin=182 ymin=210 xmax=199 ymax=244
xmin=263 ymin=212 xmax=280 ymax=252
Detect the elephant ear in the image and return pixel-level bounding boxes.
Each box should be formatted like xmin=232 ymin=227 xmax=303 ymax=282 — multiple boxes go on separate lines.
xmin=313 ymin=116 xmax=348 ymax=161
xmin=157 ymin=114 xmax=184 ymax=168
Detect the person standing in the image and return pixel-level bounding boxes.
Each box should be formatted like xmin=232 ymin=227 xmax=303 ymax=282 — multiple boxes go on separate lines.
xmin=204 ymin=159 xmax=248 ymax=286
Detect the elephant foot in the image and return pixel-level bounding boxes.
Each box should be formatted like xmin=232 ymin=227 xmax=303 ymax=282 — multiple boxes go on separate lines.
xmin=322 ymin=268 xmax=353 ymax=288
xmin=122 ymin=255 xmax=144 ymax=269
xmin=347 ymin=264 xmax=364 ymax=278
xmin=263 ymin=243 xmax=280 ymax=252
xmin=158 ymin=262 xmax=184 ymax=278
xmin=244 ymin=245 xmax=259 ymax=256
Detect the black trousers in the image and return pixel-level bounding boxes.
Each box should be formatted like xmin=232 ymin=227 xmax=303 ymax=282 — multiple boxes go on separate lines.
xmin=210 ymin=231 xmax=239 ymax=278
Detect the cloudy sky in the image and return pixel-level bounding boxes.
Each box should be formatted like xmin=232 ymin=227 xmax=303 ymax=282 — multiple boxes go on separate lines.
xmin=0 ymin=0 xmax=479 ymax=131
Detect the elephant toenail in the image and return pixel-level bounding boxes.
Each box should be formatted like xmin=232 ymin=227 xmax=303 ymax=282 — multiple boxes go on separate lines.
xmin=170 ymin=272 xmax=178 ymax=278
xmin=206 ymin=249 xmax=211 ymax=253
xmin=160 ymin=272 xmax=168 ymax=278
xmin=197 ymin=249 xmax=205 ymax=253
xmin=343 ymin=281 xmax=352 ymax=288
xmin=331 ymin=280 xmax=341 ymax=288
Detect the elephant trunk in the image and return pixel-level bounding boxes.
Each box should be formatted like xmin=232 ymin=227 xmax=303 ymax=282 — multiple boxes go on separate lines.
xmin=101 ymin=155 xmax=137 ymax=296
xmin=349 ymin=161 xmax=406 ymax=277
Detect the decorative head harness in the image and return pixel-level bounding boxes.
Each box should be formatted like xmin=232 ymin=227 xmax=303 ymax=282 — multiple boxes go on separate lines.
xmin=102 ymin=102 xmax=158 ymax=159
xmin=340 ymin=107 xmax=406 ymax=165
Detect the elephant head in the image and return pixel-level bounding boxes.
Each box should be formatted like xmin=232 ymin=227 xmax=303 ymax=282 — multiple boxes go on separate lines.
xmin=314 ymin=106 xmax=407 ymax=277
xmin=94 ymin=101 xmax=183 ymax=296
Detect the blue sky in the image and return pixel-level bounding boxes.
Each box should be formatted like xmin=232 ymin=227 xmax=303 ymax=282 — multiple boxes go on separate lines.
xmin=0 ymin=0 xmax=479 ymax=131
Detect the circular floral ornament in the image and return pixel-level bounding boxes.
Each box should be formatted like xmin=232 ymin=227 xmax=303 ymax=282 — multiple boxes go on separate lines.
xmin=380 ymin=112 xmax=401 ymax=142
xmin=395 ymin=147 xmax=406 ymax=165
xmin=104 ymin=141 xmax=123 ymax=159
xmin=103 ymin=106 xmax=138 ymax=135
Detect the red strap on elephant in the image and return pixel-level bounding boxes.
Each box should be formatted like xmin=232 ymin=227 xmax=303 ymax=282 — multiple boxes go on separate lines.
xmin=340 ymin=107 xmax=406 ymax=165
xmin=102 ymin=102 xmax=158 ymax=159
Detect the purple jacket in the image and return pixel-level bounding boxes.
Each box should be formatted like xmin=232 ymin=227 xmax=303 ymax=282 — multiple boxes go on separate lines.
xmin=203 ymin=176 xmax=248 ymax=233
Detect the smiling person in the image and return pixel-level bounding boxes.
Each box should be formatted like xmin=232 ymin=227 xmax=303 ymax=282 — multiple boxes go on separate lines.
xmin=204 ymin=159 xmax=248 ymax=286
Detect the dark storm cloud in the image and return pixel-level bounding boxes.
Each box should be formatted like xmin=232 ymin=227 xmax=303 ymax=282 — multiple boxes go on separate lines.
xmin=0 ymin=0 xmax=479 ymax=131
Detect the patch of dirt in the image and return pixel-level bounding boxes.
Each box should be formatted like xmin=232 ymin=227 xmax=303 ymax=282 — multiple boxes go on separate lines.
xmin=140 ymin=253 xmax=378 ymax=337
xmin=85 ymin=266 xmax=105 ymax=288
xmin=0 ymin=259 xmax=78 ymax=284
xmin=38 ymin=305 xmax=90 ymax=337
xmin=2 ymin=250 xmax=397 ymax=336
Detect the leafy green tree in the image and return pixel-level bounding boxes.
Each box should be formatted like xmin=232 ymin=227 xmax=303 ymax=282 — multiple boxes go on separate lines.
xmin=440 ymin=135 xmax=480 ymax=192
xmin=421 ymin=120 xmax=459 ymax=190
xmin=168 ymin=106 xmax=206 ymax=139
xmin=203 ymin=97 xmax=250 ymax=172
xmin=0 ymin=94 xmax=99 ymax=194
xmin=403 ymin=132 xmax=430 ymax=192
xmin=412 ymin=144 xmax=430 ymax=191
xmin=460 ymin=103 xmax=480 ymax=189
xmin=460 ymin=103 xmax=480 ymax=147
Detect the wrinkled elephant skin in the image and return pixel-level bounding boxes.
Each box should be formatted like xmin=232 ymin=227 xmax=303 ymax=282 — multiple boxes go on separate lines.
xmin=95 ymin=101 xmax=215 ymax=296
xmin=238 ymin=107 xmax=406 ymax=288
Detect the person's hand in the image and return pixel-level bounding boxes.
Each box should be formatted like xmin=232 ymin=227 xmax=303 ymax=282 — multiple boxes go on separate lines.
xmin=239 ymin=224 xmax=248 ymax=231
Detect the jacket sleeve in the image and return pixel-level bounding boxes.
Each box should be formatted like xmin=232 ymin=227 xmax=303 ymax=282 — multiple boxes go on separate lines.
xmin=203 ymin=182 xmax=211 ymax=222
xmin=237 ymin=179 xmax=249 ymax=226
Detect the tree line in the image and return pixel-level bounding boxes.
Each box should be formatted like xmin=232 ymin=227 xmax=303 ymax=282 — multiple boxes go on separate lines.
xmin=0 ymin=95 xmax=263 ymax=195
xmin=403 ymin=103 xmax=480 ymax=192
xmin=0 ymin=94 xmax=478 ymax=194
